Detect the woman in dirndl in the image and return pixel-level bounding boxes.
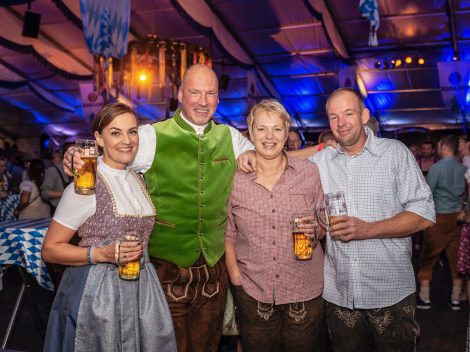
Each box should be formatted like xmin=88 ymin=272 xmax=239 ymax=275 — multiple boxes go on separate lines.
xmin=41 ymin=102 xmax=176 ymax=352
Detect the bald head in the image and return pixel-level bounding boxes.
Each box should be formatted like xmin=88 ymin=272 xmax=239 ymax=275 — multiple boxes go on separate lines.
xmin=181 ymin=64 xmax=218 ymax=89
xmin=178 ymin=64 xmax=219 ymax=126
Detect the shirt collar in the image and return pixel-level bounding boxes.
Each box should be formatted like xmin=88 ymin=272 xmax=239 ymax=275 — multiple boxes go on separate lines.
xmin=247 ymin=153 xmax=295 ymax=180
xmin=98 ymin=156 xmax=130 ymax=177
xmin=180 ymin=111 xmax=208 ymax=135
xmin=331 ymin=126 xmax=379 ymax=160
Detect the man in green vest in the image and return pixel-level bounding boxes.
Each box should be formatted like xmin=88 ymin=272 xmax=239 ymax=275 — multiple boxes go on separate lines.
xmin=65 ymin=64 xmax=253 ymax=352
xmin=135 ymin=64 xmax=252 ymax=352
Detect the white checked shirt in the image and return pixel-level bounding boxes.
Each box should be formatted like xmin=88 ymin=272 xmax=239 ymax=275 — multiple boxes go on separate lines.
xmin=309 ymin=127 xmax=435 ymax=309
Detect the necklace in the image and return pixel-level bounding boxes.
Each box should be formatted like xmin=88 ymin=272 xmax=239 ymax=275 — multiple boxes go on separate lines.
xmin=257 ymin=156 xmax=287 ymax=178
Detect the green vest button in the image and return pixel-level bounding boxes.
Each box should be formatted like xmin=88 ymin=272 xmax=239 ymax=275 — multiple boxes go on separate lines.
xmin=196 ymin=248 xmax=200 ymax=252
xmin=200 ymin=189 xmax=204 ymax=193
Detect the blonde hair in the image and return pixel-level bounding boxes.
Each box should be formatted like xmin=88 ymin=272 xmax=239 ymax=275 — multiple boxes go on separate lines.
xmin=247 ymin=99 xmax=292 ymax=140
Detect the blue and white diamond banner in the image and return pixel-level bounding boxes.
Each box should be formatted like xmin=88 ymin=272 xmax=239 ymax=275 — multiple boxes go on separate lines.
xmin=79 ymin=0 xmax=130 ymax=58
xmin=0 ymin=218 xmax=53 ymax=291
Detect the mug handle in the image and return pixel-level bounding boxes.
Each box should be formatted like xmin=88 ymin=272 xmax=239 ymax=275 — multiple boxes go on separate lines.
xmin=315 ymin=202 xmax=330 ymax=234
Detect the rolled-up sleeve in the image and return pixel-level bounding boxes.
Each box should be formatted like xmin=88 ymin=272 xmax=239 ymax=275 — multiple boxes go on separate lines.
xmin=225 ymin=196 xmax=238 ymax=243
xmin=395 ymin=144 xmax=436 ymax=223
xmin=129 ymin=124 xmax=157 ymax=173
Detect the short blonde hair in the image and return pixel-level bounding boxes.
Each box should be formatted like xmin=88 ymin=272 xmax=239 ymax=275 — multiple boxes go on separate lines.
xmin=247 ymin=99 xmax=292 ymax=140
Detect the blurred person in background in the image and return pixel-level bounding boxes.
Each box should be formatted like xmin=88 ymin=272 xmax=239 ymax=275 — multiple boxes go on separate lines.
xmin=409 ymin=145 xmax=421 ymax=163
xmin=419 ymin=141 xmax=437 ymax=177
xmin=0 ymin=156 xmax=9 ymax=200
xmin=317 ymin=129 xmax=336 ymax=146
xmin=417 ymin=135 xmax=466 ymax=310
xmin=41 ymin=144 xmax=72 ymax=215
xmin=286 ymin=129 xmax=302 ymax=150
xmin=365 ymin=115 xmax=380 ymax=137
xmin=458 ymin=134 xmax=470 ymax=169
xmin=14 ymin=159 xmax=50 ymax=219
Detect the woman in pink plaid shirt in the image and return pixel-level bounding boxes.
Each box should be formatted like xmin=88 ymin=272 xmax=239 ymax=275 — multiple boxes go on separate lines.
xmin=225 ymin=99 xmax=326 ymax=352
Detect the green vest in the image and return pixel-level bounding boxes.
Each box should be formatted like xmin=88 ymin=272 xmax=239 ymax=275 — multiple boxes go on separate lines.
xmin=146 ymin=110 xmax=237 ymax=267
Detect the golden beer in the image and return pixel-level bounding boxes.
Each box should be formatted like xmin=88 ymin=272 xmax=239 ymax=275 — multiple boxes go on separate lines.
xmin=73 ymin=139 xmax=98 ymax=195
xmin=74 ymin=156 xmax=97 ymax=195
xmin=118 ymin=231 xmax=142 ymax=280
xmin=119 ymin=260 xmax=140 ymax=280
xmin=328 ymin=215 xmax=336 ymax=226
xmin=293 ymin=231 xmax=313 ymax=260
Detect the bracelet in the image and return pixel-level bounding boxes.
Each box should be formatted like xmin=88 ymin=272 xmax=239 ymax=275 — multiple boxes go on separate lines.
xmin=86 ymin=247 xmax=92 ymax=265
xmin=89 ymin=247 xmax=96 ymax=265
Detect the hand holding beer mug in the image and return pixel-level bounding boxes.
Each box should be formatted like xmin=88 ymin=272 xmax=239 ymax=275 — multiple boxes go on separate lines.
xmin=292 ymin=212 xmax=318 ymax=260
xmin=316 ymin=191 xmax=348 ymax=240
xmin=117 ymin=230 xmax=143 ymax=280
xmin=72 ymin=139 xmax=98 ymax=195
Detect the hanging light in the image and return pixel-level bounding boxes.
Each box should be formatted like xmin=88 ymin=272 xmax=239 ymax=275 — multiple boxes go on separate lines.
xmin=94 ymin=34 xmax=212 ymax=108
xmin=394 ymin=59 xmax=403 ymax=67
xmin=405 ymin=56 xmax=413 ymax=64
xmin=418 ymin=57 xmax=425 ymax=65
xmin=139 ymin=72 xmax=149 ymax=82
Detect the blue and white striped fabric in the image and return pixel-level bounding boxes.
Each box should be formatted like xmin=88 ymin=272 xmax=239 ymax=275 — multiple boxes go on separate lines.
xmin=0 ymin=218 xmax=53 ymax=291
xmin=0 ymin=193 xmax=20 ymax=222
xmin=79 ymin=0 xmax=130 ymax=58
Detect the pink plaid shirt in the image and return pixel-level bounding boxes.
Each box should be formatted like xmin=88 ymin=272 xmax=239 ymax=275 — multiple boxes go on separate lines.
xmin=226 ymin=156 xmax=324 ymax=305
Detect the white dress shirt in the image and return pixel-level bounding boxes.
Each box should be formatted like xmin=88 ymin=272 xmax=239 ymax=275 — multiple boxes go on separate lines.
xmin=130 ymin=113 xmax=253 ymax=173
xmin=309 ymin=127 xmax=435 ymax=309
xmin=54 ymin=158 xmax=155 ymax=231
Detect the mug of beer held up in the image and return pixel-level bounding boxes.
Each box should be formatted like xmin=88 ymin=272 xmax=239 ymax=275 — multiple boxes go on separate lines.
xmin=316 ymin=191 xmax=348 ymax=237
xmin=118 ymin=230 xmax=143 ymax=280
xmin=292 ymin=213 xmax=318 ymax=260
xmin=72 ymin=139 xmax=98 ymax=195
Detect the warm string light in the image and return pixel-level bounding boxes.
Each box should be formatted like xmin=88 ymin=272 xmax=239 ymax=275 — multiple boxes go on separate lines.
xmin=374 ymin=56 xmax=425 ymax=69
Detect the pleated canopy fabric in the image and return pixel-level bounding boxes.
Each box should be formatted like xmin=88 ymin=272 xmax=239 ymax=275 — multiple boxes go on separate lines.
xmin=0 ymin=0 xmax=469 ymax=140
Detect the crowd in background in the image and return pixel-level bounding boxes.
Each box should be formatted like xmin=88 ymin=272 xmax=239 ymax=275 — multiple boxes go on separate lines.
xmin=1 ymin=119 xmax=470 ymax=349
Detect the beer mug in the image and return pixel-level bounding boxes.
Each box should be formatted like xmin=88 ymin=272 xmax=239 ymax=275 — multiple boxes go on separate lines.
xmin=72 ymin=139 xmax=98 ymax=195
xmin=292 ymin=213 xmax=318 ymax=260
xmin=316 ymin=191 xmax=348 ymax=236
xmin=118 ymin=230 xmax=143 ymax=280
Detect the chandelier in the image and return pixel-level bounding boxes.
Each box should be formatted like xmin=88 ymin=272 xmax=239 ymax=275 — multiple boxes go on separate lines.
xmin=94 ymin=34 xmax=212 ymax=110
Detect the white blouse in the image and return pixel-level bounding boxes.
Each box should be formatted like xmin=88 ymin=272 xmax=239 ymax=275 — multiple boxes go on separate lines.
xmin=130 ymin=115 xmax=254 ymax=173
xmin=54 ymin=158 xmax=155 ymax=230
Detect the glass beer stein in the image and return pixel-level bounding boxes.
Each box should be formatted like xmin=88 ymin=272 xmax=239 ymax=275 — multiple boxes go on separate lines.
xmin=316 ymin=191 xmax=348 ymax=237
xmin=118 ymin=230 xmax=143 ymax=280
xmin=72 ymin=139 xmax=98 ymax=195
xmin=292 ymin=213 xmax=318 ymax=260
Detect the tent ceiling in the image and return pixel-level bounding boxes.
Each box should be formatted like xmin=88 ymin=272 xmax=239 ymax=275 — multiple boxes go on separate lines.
xmin=0 ymin=0 xmax=469 ymax=140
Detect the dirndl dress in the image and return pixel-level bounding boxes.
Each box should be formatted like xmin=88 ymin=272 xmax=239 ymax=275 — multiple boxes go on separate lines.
xmin=43 ymin=173 xmax=176 ymax=352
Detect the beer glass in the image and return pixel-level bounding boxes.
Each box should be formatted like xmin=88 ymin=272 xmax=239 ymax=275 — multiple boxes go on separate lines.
xmin=316 ymin=191 xmax=348 ymax=236
xmin=118 ymin=229 xmax=143 ymax=280
xmin=72 ymin=139 xmax=98 ymax=195
xmin=292 ymin=213 xmax=318 ymax=260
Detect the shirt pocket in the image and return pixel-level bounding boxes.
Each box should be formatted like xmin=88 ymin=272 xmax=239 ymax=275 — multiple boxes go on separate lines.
xmin=289 ymin=187 xmax=310 ymax=213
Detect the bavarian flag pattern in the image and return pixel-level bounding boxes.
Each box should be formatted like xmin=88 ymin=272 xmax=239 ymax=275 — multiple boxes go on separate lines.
xmin=79 ymin=0 xmax=130 ymax=58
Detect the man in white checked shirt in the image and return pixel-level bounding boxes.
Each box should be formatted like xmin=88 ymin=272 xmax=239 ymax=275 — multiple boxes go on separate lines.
xmin=308 ymin=88 xmax=435 ymax=352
